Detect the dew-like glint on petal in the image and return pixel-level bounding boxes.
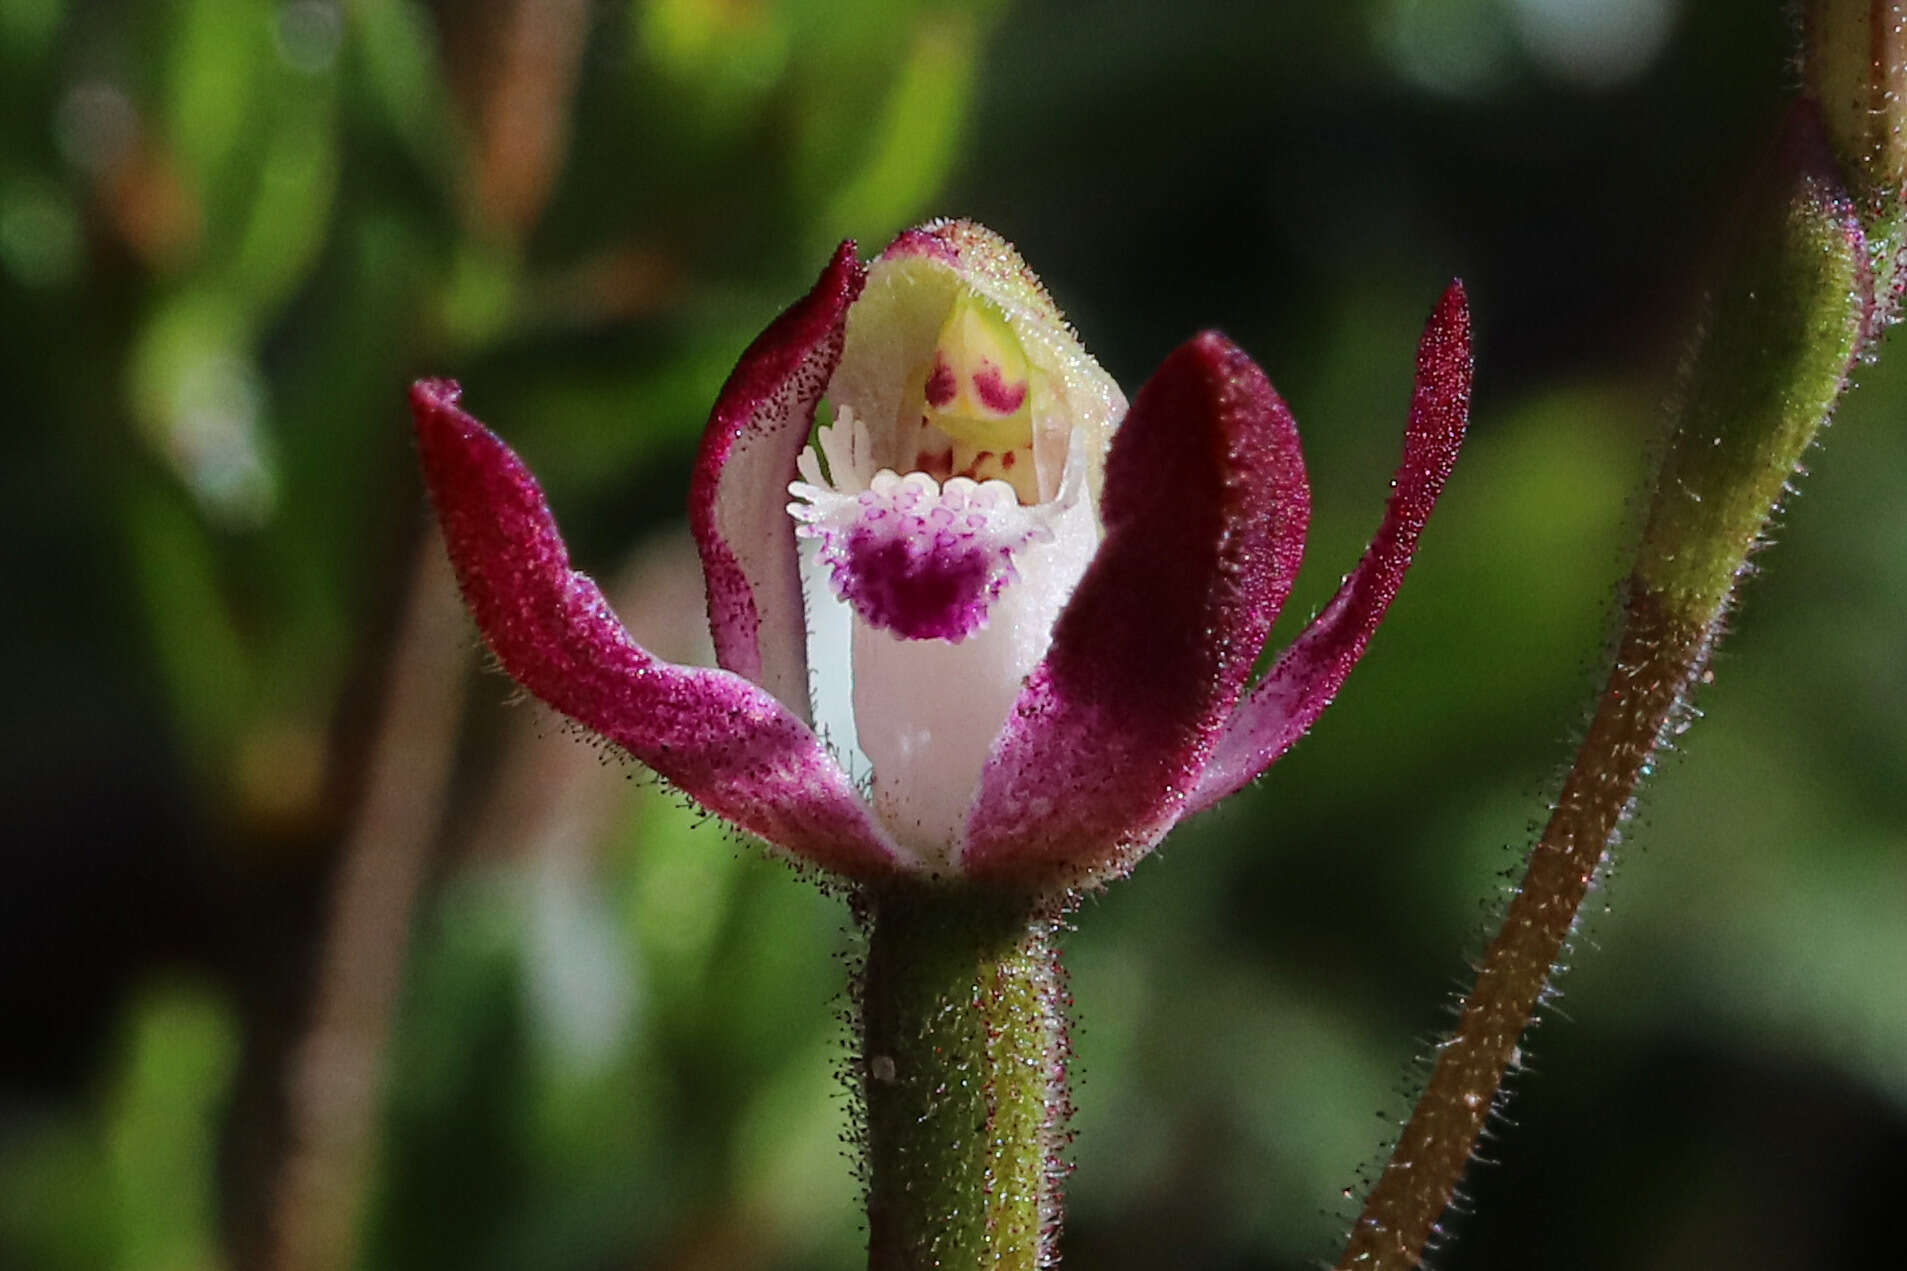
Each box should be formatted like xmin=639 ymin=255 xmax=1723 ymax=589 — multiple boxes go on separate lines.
xmin=790 ymin=413 xmax=1054 ymax=643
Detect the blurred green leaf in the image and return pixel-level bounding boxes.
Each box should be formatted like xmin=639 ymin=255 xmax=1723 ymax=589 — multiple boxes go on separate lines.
xmin=221 ymin=93 xmax=338 ymax=319
xmin=122 ymin=477 xmax=256 ymax=777
xmin=0 ymin=0 xmax=63 ymax=60
xmin=0 ymin=172 xmax=82 ymax=289
xmin=0 ymin=1119 xmax=114 ymax=1271
xmin=349 ymin=0 xmax=456 ymax=172
xmin=0 ymin=983 xmax=238 ymax=1271
xmin=637 ymin=0 xmax=793 ymax=142
xmin=165 ymin=0 xmax=268 ymax=196
xmin=816 ymin=10 xmax=979 ymax=253
xmin=125 ymin=288 xmax=276 ymax=526
xmin=107 ymin=984 xmax=238 ymax=1271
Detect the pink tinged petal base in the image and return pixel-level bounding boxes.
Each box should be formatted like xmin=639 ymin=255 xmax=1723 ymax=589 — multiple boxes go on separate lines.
xmin=690 ymin=242 xmax=866 ymax=721
xmin=411 ymin=379 xmax=907 ymax=882
xmin=959 ymin=333 xmax=1311 ymax=886
xmin=1186 ymin=281 xmax=1474 ymax=816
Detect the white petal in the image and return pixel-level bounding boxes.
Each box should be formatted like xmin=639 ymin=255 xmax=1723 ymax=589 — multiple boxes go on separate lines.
xmin=851 ymin=477 xmax=1099 ymax=868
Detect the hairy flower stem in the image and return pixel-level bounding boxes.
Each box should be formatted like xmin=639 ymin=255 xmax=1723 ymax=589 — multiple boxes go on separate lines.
xmin=860 ymin=882 xmax=1072 ymax=1270
xmin=1336 ymin=102 xmax=1875 ymax=1271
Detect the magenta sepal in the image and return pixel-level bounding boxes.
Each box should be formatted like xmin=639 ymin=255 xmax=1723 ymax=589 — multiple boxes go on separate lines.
xmin=959 ymin=333 xmax=1310 ymax=885
xmin=1185 ymin=281 xmax=1473 ymax=816
xmin=690 ymin=242 xmax=866 ymax=721
xmin=411 ymin=378 xmax=908 ymax=881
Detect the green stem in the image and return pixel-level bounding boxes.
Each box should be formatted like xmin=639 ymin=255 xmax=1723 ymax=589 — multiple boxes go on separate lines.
xmin=1335 ymin=102 xmax=1871 ymax=1271
xmin=859 ymin=882 xmax=1071 ymax=1270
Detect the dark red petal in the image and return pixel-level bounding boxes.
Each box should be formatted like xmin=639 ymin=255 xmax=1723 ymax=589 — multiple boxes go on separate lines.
xmin=959 ymin=333 xmax=1309 ymax=886
xmin=411 ymin=379 xmax=906 ymax=880
xmin=1187 ymin=280 xmax=1473 ymax=815
xmin=689 ymin=242 xmax=866 ymax=721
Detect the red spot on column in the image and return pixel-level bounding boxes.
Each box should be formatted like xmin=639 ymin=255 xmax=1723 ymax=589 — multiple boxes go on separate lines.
xmin=924 ymin=354 xmax=958 ymax=408
xmin=971 ymin=362 xmax=1028 ymax=414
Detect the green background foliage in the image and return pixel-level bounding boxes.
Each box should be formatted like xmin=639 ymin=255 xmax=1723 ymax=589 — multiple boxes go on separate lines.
xmin=3 ymin=2 xmax=1903 ymax=1268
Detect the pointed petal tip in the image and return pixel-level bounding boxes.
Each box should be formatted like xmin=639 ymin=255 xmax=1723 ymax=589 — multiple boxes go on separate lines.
xmin=1424 ymin=279 xmax=1472 ymax=358
xmin=409 ymin=379 xmax=468 ymax=443
xmin=1414 ymin=281 xmax=1471 ymax=388
xmin=409 ymin=377 xmax=506 ymax=503
xmin=880 ymin=220 xmax=964 ymax=264
xmin=409 ymin=380 xmax=484 ymax=465
xmin=1409 ymin=278 xmax=1476 ymax=477
xmin=410 ymin=377 xmax=461 ymax=409
xmin=1181 ymin=328 xmax=1247 ymax=365
xmin=810 ymin=238 xmax=865 ymax=305
xmin=1431 ymin=278 xmax=1473 ymax=346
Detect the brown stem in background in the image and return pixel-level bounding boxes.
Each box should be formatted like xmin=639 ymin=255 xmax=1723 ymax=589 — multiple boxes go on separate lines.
xmin=469 ymin=532 xmax=764 ymax=1271
xmin=1334 ymin=594 xmax=1708 ymax=1268
xmin=527 ymin=242 xmax=686 ymax=329
xmin=467 ymin=0 xmax=591 ymax=242
xmin=263 ymin=525 xmax=712 ymax=1271
xmin=266 ymin=535 xmax=470 ymax=1271
xmin=466 ymin=529 xmax=712 ymax=868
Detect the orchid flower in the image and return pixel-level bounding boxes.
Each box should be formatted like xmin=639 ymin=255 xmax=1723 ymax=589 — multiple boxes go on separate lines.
xmin=410 ymin=220 xmax=1471 ymax=892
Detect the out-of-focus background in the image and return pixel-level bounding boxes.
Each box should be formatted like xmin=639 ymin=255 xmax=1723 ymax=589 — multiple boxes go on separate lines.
xmin=4 ymin=1 xmax=1905 ymax=1268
